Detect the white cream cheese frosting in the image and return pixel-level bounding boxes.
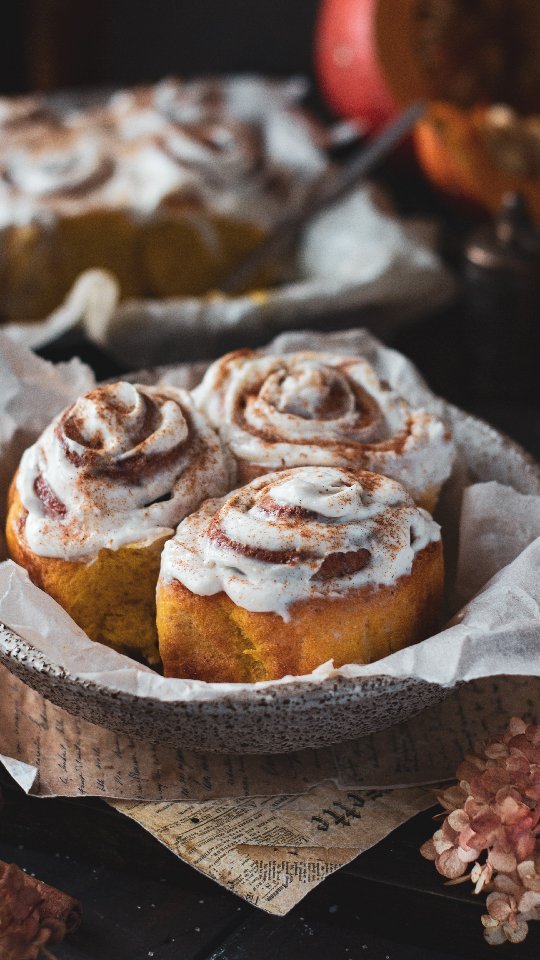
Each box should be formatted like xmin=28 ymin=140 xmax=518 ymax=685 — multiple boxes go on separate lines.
xmin=192 ymin=350 xmax=456 ymax=503
xmin=0 ymin=77 xmax=327 ymax=230
xmin=160 ymin=465 xmax=441 ymax=620
xmin=4 ymin=134 xmax=112 ymax=198
xmin=17 ymin=381 xmax=233 ymax=560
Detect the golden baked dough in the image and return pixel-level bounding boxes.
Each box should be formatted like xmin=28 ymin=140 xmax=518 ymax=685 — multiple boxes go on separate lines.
xmin=157 ymin=542 xmax=444 ymax=681
xmin=139 ymin=215 xmax=267 ymax=298
xmin=5 ymin=381 xmax=232 ymax=664
xmin=156 ymin=465 xmax=444 ymax=682
xmin=7 ymin=482 xmax=167 ymax=665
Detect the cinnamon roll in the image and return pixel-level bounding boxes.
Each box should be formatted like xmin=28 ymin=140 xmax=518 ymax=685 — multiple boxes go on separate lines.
xmin=0 ymin=77 xmax=327 ymax=321
xmin=192 ymin=350 xmax=455 ymax=511
xmin=6 ymin=381 xmax=233 ymax=664
xmin=156 ymin=465 xmax=444 ymax=682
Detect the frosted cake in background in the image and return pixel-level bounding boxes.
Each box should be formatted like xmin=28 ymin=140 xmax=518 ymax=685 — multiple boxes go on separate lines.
xmin=0 ymin=77 xmax=328 ymax=321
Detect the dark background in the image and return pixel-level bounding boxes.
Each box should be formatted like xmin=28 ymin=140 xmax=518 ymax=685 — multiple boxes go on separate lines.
xmin=0 ymin=0 xmax=321 ymax=94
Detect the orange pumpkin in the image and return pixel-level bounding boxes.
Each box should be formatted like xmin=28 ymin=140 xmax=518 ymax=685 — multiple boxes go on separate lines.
xmin=316 ymin=0 xmax=540 ymax=219
xmin=317 ymin=0 xmax=540 ymax=118
xmin=415 ymin=103 xmax=540 ymax=224
xmin=315 ymin=0 xmax=438 ymax=128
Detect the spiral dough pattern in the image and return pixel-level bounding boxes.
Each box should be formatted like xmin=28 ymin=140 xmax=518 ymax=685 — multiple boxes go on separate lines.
xmin=17 ymin=381 xmax=233 ymax=559
xmin=192 ymin=350 xmax=455 ymax=503
xmin=161 ymin=465 xmax=441 ymax=620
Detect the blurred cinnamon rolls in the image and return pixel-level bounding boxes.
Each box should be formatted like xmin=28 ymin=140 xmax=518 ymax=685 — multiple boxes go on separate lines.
xmin=0 ymin=77 xmax=327 ymax=320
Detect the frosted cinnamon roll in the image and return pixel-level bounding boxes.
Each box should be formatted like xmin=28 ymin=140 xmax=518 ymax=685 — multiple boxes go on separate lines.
xmin=6 ymin=381 xmax=233 ymax=664
xmin=157 ymin=465 xmax=444 ymax=681
xmin=161 ymin=119 xmax=264 ymax=187
xmin=3 ymin=132 xmax=114 ymax=201
xmin=0 ymin=95 xmax=60 ymax=150
xmin=192 ymin=350 xmax=455 ymax=512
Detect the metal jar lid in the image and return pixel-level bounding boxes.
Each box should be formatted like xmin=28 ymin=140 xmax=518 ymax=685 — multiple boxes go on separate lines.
xmin=466 ymin=192 xmax=540 ymax=276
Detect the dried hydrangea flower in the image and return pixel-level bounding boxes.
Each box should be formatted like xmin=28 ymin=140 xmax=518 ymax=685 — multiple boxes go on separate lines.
xmin=421 ymin=716 xmax=540 ymax=946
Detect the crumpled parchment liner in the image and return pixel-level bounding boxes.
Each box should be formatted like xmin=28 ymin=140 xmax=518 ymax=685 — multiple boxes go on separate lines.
xmin=1 ymin=326 xmax=540 ymax=704
xmin=1 ymin=270 xmax=120 ymax=353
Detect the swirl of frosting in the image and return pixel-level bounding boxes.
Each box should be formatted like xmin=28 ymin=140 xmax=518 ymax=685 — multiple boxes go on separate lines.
xmin=4 ymin=132 xmax=114 ymax=198
xmin=153 ymin=78 xmax=226 ymax=124
xmin=192 ymin=350 xmax=455 ymax=503
xmin=161 ymin=466 xmax=440 ymax=620
xmin=17 ymin=381 xmax=233 ymax=559
xmin=161 ymin=119 xmax=263 ymax=185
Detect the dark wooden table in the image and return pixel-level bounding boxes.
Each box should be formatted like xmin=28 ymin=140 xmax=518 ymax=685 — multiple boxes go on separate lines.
xmin=2 ymin=766 xmax=539 ymax=960
xmin=4 ymin=162 xmax=540 ymax=959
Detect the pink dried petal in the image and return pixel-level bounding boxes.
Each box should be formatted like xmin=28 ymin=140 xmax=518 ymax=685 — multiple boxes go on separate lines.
xmin=447 ymin=809 xmax=469 ymax=832
xmin=494 ymin=785 xmax=524 ymax=804
xmin=468 ymin=779 xmax=495 ymax=802
xmin=508 ymin=736 xmax=540 ymax=765
xmin=456 ymin=757 xmax=486 ymax=782
xmin=483 ymin=922 xmax=507 ymax=945
xmin=525 ymin=724 xmax=540 ymax=745
xmin=467 ymin=831 xmax=497 ymax=853
xmin=509 ymin=717 xmax=528 ymax=736
xmin=503 ymin=915 xmax=529 ymax=944
xmin=505 ymin=754 xmax=530 ymax=775
xmin=444 ymin=874 xmax=473 ymax=886
xmin=436 ymin=847 xmax=467 ymax=879
xmin=479 ymin=767 xmax=512 ymax=793
xmin=441 ymin=819 xmax=459 ymax=842
xmin=471 ymin=861 xmax=493 ymax=894
xmin=433 ymin=828 xmax=455 ymax=855
xmin=493 ymin=874 xmax=522 ymax=896
xmin=457 ymin=845 xmax=480 ymax=863
xmin=518 ymin=890 xmax=540 ymax=914
xmin=464 ymin=797 xmax=488 ymax=819
xmin=420 ymin=839 xmax=437 ymax=861
xmin=495 ymin=795 xmax=529 ymax=824
xmin=433 ymin=839 xmax=454 ymax=855
xmin=485 ymin=742 xmax=509 ymax=760
xmin=524 ymin=775 xmax=540 ymax=800
xmin=459 ymin=824 xmax=483 ymax=851
xmin=486 ymin=892 xmax=513 ymax=921
xmin=488 ymin=848 xmax=518 ymax=872
xmin=517 ymin=861 xmax=540 ymax=892
xmin=469 ymin=809 xmax=501 ymax=840
xmin=514 ymin=830 xmax=537 ymax=863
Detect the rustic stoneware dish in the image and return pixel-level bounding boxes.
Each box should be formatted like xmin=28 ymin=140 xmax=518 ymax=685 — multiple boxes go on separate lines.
xmin=1 ymin=404 xmax=539 ymax=753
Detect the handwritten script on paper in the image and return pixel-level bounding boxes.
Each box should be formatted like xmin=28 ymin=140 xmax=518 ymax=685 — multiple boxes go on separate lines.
xmin=1 ymin=666 xmax=538 ymax=913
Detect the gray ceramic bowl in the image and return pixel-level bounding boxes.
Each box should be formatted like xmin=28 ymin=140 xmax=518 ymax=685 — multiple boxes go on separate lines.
xmin=1 ymin=404 xmax=539 ymax=753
